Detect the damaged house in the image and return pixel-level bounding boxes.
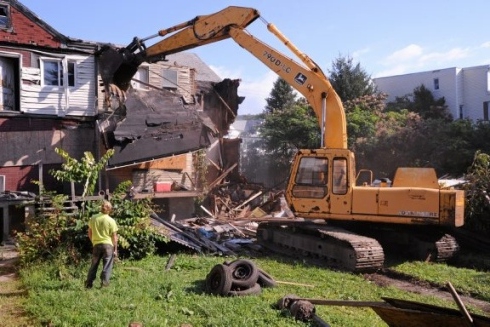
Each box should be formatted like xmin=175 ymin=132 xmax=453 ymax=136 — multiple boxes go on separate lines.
xmin=0 ymin=0 xmax=244 ymax=243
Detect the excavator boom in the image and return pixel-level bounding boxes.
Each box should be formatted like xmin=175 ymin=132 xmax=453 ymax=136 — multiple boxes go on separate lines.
xmin=98 ymin=7 xmax=259 ymax=93
xmin=97 ymin=6 xmax=346 ymax=149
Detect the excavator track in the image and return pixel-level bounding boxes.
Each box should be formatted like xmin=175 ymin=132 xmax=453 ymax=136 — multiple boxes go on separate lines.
xmin=412 ymin=232 xmax=460 ymax=262
xmin=256 ymin=221 xmax=384 ymax=273
xmin=334 ymin=222 xmax=460 ymax=263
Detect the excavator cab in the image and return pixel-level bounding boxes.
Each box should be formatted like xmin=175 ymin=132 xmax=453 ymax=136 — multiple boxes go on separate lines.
xmin=285 ymin=148 xmax=354 ymax=218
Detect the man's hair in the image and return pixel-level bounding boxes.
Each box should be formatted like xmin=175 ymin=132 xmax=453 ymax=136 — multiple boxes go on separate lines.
xmin=101 ymin=200 xmax=113 ymax=214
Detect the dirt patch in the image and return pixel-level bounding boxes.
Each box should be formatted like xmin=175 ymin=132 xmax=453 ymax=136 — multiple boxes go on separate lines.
xmin=0 ymin=245 xmax=19 ymax=282
xmin=365 ymin=269 xmax=490 ymax=313
xmin=0 ymin=245 xmax=32 ymax=326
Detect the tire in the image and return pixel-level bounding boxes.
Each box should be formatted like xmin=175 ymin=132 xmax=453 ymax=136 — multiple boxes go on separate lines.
xmin=257 ymin=268 xmax=277 ymax=288
xmin=227 ymin=283 xmax=262 ymax=297
xmin=205 ymin=264 xmax=233 ymax=296
xmin=227 ymin=259 xmax=259 ymax=288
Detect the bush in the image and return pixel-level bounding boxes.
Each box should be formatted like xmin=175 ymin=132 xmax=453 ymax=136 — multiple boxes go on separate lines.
xmin=463 ymin=150 xmax=490 ymax=236
xmin=17 ymin=181 xmax=167 ymax=265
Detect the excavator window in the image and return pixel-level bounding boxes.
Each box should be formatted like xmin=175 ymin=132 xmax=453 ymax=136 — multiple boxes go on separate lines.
xmin=292 ymin=157 xmax=328 ymax=198
xmin=332 ymin=158 xmax=348 ymax=194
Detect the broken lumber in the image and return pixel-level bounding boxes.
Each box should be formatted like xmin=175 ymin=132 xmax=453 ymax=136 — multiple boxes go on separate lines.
xmin=276 ymin=280 xmax=315 ymax=288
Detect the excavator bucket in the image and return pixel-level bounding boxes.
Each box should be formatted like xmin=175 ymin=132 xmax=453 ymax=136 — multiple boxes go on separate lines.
xmin=97 ymin=45 xmax=140 ymax=92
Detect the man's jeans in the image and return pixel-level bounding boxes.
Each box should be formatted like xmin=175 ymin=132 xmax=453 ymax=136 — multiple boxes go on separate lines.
xmin=86 ymin=243 xmax=114 ymax=287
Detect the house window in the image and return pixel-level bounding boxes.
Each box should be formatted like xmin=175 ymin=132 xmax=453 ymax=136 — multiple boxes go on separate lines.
xmin=0 ymin=4 xmax=10 ymax=29
xmin=162 ymin=69 xmax=178 ymax=90
xmin=433 ymin=78 xmax=439 ymax=90
xmin=487 ymin=70 xmax=490 ymax=93
xmin=41 ymin=59 xmax=76 ymax=87
xmin=67 ymin=61 xmax=75 ymax=86
xmin=131 ymin=67 xmax=149 ymax=90
xmin=484 ymin=102 xmax=489 ymax=121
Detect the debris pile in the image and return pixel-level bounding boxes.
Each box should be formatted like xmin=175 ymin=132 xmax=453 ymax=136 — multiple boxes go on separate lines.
xmin=204 ymin=183 xmax=286 ymax=220
xmin=151 ymin=183 xmax=294 ymax=255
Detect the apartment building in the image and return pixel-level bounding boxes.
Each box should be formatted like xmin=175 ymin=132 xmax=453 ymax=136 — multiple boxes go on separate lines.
xmin=373 ymin=65 xmax=490 ymax=121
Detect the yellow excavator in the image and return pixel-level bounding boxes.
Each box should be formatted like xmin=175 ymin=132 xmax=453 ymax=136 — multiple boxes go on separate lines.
xmin=97 ymin=6 xmax=464 ymax=272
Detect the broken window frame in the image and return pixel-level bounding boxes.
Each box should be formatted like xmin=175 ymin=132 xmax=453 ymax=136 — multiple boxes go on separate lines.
xmin=40 ymin=58 xmax=76 ymax=88
xmin=131 ymin=66 xmax=149 ymax=90
xmin=0 ymin=2 xmax=11 ymax=30
xmin=162 ymin=68 xmax=178 ymax=90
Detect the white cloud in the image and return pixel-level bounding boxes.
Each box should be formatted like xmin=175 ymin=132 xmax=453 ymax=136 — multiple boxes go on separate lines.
xmin=238 ymin=71 xmax=277 ymax=115
xmin=481 ymin=42 xmax=490 ymax=48
xmin=209 ymin=65 xmax=243 ymax=80
xmin=374 ymin=65 xmax=410 ymax=78
xmin=352 ymin=47 xmax=370 ymax=61
xmin=377 ymin=44 xmax=473 ymax=77
xmin=419 ymin=47 xmax=469 ymax=64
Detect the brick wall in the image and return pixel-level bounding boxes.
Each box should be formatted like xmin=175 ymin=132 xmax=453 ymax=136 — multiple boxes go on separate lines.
xmin=0 ymin=7 xmax=61 ymax=48
xmin=0 ymin=163 xmax=62 ymax=193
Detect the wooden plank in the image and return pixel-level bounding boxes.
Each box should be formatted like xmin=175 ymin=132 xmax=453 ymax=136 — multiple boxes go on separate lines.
xmin=208 ymin=163 xmax=237 ymax=189
xmin=447 ymin=282 xmax=474 ymax=326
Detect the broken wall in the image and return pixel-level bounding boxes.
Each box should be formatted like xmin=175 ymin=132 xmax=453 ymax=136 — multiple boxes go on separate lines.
xmin=200 ymin=79 xmax=242 ymax=133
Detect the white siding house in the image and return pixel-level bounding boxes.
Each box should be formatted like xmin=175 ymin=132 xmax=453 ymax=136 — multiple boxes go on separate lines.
xmin=373 ymin=65 xmax=490 ymax=121
xmin=21 ymin=54 xmax=97 ymax=117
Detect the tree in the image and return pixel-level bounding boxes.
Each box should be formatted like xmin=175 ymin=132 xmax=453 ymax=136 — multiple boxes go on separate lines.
xmin=411 ymin=84 xmax=452 ymax=121
xmin=464 ymin=151 xmax=490 ymax=236
xmin=264 ymin=77 xmax=297 ymax=114
xmin=51 ymin=148 xmax=114 ymax=197
xmin=328 ymin=55 xmax=376 ymax=102
xmin=259 ymin=103 xmax=320 ymax=188
xmin=343 ymin=93 xmax=387 ymax=146
xmin=386 ymin=84 xmax=452 ymax=121
xmin=261 ymin=103 xmax=320 ymax=151
xmin=240 ymin=76 xmax=310 ymax=188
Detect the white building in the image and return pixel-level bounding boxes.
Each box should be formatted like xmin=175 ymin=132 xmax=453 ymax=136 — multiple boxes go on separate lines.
xmin=373 ymin=65 xmax=490 ymax=121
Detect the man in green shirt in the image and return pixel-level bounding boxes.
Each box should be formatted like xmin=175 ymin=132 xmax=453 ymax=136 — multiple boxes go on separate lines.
xmin=85 ymin=200 xmax=118 ymax=288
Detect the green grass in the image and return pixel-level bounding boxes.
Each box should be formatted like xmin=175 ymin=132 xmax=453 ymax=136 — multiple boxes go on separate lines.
xmin=392 ymin=260 xmax=490 ymax=301
xmin=17 ymin=252 xmax=489 ymax=327
xmin=0 ymin=277 xmax=34 ymax=327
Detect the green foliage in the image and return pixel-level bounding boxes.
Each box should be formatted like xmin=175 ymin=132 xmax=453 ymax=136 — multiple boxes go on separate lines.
xmin=463 ymin=151 xmax=490 ymax=235
xmin=193 ymin=148 xmax=207 ymax=192
xmin=51 ymin=148 xmax=115 ymax=197
xmin=16 ymin=192 xmax=83 ymax=266
xmin=17 ymin=149 xmax=166 ymax=266
xmin=261 ymin=104 xmax=320 ymax=151
xmin=109 ymin=181 xmax=167 ymax=259
xmin=351 ymin=85 xmax=478 ymax=179
xmin=344 ymin=93 xmax=387 ymax=146
xmin=264 ymin=77 xmax=297 ymax=114
xmin=386 ymin=84 xmax=452 ymax=121
xmin=411 ymin=84 xmax=452 ymax=121
xmin=328 ymin=55 xmax=376 ymax=102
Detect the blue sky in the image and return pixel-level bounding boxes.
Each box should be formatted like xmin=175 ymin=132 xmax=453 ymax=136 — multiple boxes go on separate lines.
xmin=20 ymin=1 xmax=490 ymax=115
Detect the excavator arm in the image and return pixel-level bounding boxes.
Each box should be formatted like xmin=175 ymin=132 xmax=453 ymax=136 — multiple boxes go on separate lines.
xmin=97 ymin=6 xmax=346 ymax=149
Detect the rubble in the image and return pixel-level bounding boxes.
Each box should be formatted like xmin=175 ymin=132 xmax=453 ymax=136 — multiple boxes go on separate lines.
xmin=150 ymin=182 xmax=294 ymax=255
